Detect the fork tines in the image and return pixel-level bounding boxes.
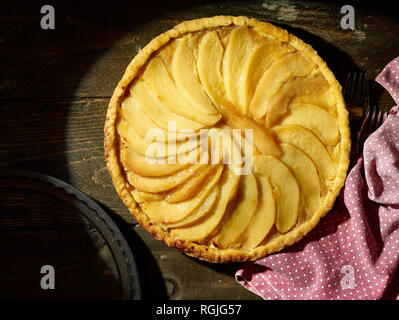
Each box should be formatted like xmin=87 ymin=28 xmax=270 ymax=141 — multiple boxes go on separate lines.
xmin=344 ymin=72 xmax=369 ymax=119
xmin=355 ymin=105 xmax=387 ymax=156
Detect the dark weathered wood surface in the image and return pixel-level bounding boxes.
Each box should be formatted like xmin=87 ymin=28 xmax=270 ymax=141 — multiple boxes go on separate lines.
xmin=0 ymin=175 xmax=127 ymax=299
xmin=0 ymin=0 xmax=398 ymax=299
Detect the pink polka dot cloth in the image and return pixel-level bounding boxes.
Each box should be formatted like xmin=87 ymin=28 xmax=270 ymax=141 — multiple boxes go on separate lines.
xmin=236 ymin=57 xmax=399 ymax=300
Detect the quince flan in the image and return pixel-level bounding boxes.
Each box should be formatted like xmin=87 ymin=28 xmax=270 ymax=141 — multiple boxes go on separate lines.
xmin=104 ymin=16 xmax=350 ymax=263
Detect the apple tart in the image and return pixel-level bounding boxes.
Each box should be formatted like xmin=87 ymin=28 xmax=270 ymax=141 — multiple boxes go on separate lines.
xmin=104 ymin=16 xmax=350 ymax=263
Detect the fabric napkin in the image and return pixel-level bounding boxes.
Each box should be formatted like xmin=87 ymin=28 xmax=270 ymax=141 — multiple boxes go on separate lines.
xmin=235 ymin=57 xmax=399 ymax=300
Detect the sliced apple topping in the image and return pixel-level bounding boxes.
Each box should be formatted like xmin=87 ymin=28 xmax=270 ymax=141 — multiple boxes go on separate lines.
xmin=291 ymin=72 xmax=337 ymax=108
xmin=118 ymin=112 xmax=204 ymax=162
xmin=141 ymin=58 xmax=221 ymax=125
xmin=132 ymin=189 xmax=165 ymax=203
xmin=115 ymin=24 xmax=345 ymax=254
xmin=140 ymin=163 xmax=223 ymax=224
xmin=273 ymin=125 xmax=336 ymax=180
xmin=117 ymin=119 xmax=176 ymax=158
xmin=167 ymin=184 xmax=220 ymax=229
xmin=265 ymin=75 xmax=332 ymax=127
xmin=121 ymin=145 xmax=201 ymax=177
xmin=197 ymin=31 xmax=225 ymax=107
xmin=121 ymin=96 xmax=167 ymax=142
xmin=253 ymin=155 xmax=300 ymax=233
xmin=166 ymin=165 xmax=222 ymax=203
xmin=238 ymin=39 xmax=295 ymax=115
xmin=279 ymin=103 xmax=339 ymax=146
xmin=239 ymin=175 xmax=276 ymax=250
xmin=172 ymin=33 xmax=218 ymax=115
xmin=249 ymin=52 xmax=315 ymax=120
xmin=219 ymin=102 xmax=282 ymax=158
xmin=222 ymin=26 xmax=256 ymax=112
xmin=213 ymin=173 xmax=259 ymax=249
xmin=170 ymin=166 xmax=240 ymax=242
xmin=279 ymin=143 xmax=321 ymax=215
xmin=130 ymin=81 xmax=206 ymax=132
xmin=126 ymin=164 xmax=208 ymax=193
xmin=121 ymin=95 xmax=198 ymax=143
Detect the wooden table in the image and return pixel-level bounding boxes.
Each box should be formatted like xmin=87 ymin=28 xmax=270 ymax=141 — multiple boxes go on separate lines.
xmin=1 ymin=0 xmax=398 ymax=299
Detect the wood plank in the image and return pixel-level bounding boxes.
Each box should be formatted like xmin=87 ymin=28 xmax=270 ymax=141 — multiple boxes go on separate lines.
xmin=0 ymin=181 xmax=124 ymax=299
xmin=0 ymin=1 xmax=398 ymax=99
xmin=132 ymin=225 xmax=261 ymax=300
xmin=0 ymin=97 xmax=135 ymax=223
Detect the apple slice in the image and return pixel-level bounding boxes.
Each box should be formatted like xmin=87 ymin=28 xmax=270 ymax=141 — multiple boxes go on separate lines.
xmin=291 ymin=73 xmax=337 ymax=108
xmin=117 ymin=119 xmax=165 ymax=157
xmin=249 ymin=52 xmax=315 ymax=120
xmin=222 ymin=26 xmax=255 ymax=111
xmin=130 ymin=81 xmax=206 ymax=132
xmin=272 ymin=125 xmax=335 ymax=180
xmin=213 ymin=173 xmax=259 ymax=249
xmin=140 ymin=163 xmax=224 ymax=224
xmin=172 ymin=33 xmax=218 ymax=115
xmin=131 ymin=189 xmax=165 ymax=203
xmin=219 ymin=103 xmax=282 ymax=158
xmin=170 ymin=166 xmax=240 ymax=242
xmin=166 ymin=165 xmax=222 ymax=203
xmin=238 ymin=39 xmax=295 ymax=115
xmin=279 ymin=103 xmax=339 ymax=146
xmin=141 ymin=58 xmax=221 ymax=125
xmin=279 ymin=143 xmax=321 ymax=215
xmin=253 ymin=155 xmax=299 ymax=233
xmin=197 ymin=31 xmax=225 ymax=107
xmin=117 ymin=118 xmax=200 ymax=159
xmin=121 ymin=96 xmax=197 ymax=142
xmin=121 ymin=96 xmax=167 ymax=142
xmin=121 ymin=145 xmax=202 ymax=177
xmin=167 ymin=184 xmax=220 ymax=229
xmin=265 ymin=76 xmax=332 ymax=127
xmin=239 ymin=175 xmax=276 ymax=250
xmin=126 ymin=163 xmax=208 ymax=193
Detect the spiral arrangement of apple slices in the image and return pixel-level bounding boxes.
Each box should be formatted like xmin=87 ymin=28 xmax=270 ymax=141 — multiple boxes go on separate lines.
xmin=117 ymin=25 xmax=341 ymax=251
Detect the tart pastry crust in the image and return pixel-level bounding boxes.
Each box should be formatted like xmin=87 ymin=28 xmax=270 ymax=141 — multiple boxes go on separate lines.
xmin=104 ymin=16 xmax=350 ymax=263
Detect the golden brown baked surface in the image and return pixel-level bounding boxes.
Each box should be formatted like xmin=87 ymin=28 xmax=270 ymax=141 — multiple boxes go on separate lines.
xmin=104 ymin=16 xmax=350 ymax=263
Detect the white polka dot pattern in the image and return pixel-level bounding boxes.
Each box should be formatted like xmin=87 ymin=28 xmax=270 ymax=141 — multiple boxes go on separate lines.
xmin=236 ymin=57 xmax=399 ymax=300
